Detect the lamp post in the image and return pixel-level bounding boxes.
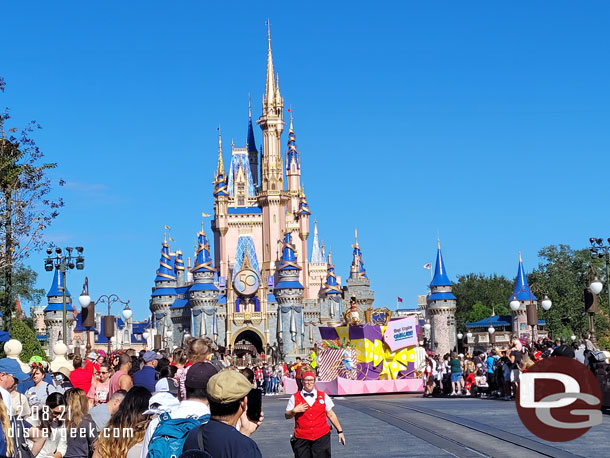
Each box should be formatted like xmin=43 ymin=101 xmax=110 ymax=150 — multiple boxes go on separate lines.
xmin=91 ymin=294 xmax=130 ymax=354
xmin=509 ymin=284 xmax=552 ymax=344
xmin=589 ymin=238 xmax=610 ymax=308
xmin=78 ymin=277 xmax=96 ymax=354
xmin=488 ymin=325 xmax=495 ymax=348
xmin=44 ymin=246 xmax=85 ymax=346
xmin=586 ymin=266 xmax=602 ymax=345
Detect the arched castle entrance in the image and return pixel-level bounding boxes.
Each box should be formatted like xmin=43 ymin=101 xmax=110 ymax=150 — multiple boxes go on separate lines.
xmin=232 ymin=328 xmax=265 ymax=363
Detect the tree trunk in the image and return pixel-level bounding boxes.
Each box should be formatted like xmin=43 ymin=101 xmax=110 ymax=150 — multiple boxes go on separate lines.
xmin=2 ymin=191 xmax=13 ymax=332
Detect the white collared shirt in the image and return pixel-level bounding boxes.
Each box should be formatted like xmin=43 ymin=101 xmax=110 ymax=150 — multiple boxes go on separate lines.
xmin=286 ymin=388 xmax=334 ymax=412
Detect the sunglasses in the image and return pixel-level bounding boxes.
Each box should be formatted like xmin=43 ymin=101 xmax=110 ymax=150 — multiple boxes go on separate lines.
xmin=51 ymin=409 xmax=63 ymax=417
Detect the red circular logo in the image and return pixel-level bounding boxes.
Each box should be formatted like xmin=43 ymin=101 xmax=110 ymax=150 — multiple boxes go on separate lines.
xmin=516 ymin=357 xmax=602 ymax=442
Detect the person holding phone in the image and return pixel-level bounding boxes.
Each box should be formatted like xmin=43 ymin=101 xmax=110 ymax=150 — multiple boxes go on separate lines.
xmin=285 ymin=369 xmax=345 ymax=458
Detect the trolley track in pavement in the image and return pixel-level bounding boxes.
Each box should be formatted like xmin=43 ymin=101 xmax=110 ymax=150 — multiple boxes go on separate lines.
xmin=336 ymin=398 xmax=584 ymax=458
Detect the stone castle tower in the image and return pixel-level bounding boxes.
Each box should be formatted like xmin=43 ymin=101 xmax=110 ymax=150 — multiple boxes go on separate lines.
xmin=427 ymin=240 xmax=457 ymax=356
xmin=43 ymin=268 xmax=75 ymax=358
xmin=508 ymin=252 xmax=535 ymax=339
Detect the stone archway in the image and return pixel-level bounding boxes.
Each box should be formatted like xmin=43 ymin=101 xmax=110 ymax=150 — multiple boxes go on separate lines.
xmin=232 ymin=328 xmax=265 ymax=358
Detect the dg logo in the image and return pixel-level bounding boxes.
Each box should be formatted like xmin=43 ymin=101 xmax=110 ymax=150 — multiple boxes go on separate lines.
xmin=516 ymin=357 xmax=602 ymax=442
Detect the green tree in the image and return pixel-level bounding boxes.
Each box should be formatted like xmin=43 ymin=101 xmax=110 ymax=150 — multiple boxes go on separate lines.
xmin=9 ymin=318 xmax=46 ymax=362
xmin=0 ymin=264 xmax=44 ymax=305
xmin=453 ymin=273 xmax=513 ymax=331
xmin=0 ymin=77 xmax=63 ymax=331
xmin=528 ymin=244 xmax=609 ymax=340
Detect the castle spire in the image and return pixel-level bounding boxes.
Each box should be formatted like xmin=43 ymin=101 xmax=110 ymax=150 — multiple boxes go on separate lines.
xmin=264 ymin=20 xmax=275 ymax=109
xmin=277 ymin=232 xmax=302 ymax=271
xmin=510 ymin=252 xmax=535 ymax=301
xmin=430 ymin=238 xmax=451 ymax=287
xmin=350 ymin=229 xmax=367 ymax=278
xmin=155 ymin=239 xmax=177 ymax=281
xmin=286 ymin=110 xmax=300 ymax=172
xmin=322 ymin=249 xmax=342 ymax=295
xmin=310 ymin=219 xmax=323 ymax=263
xmin=216 ymin=127 xmax=225 ymax=177
xmin=192 ymin=228 xmax=215 ymax=273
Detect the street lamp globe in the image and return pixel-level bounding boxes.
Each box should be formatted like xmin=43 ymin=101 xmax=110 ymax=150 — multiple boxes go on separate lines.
xmin=424 ymin=323 xmax=431 ymax=331
xmin=466 ymin=331 xmax=473 ymax=339
xmin=571 ymin=334 xmax=576 ymax=341
xmin=122 ymin=304 xmax=133 ymax=321
xmin=142 ymin=330 xmax=150 ymax=340
xmin=488 ymin=326 xmax=495 ymax=335
xmin=68 ymin=344 xmax=74 ymax=351
xmin=590 ymin=278 xmax=603 ymax=295
xmin=509 ymin=298 xmax=521 ymax=311
xmin=541 ymin=295 xmax=552 ymax=311
xmin=78 ymin=293 xmax=90 ymax=308
xmin=457 ymin=332 xmax=463 ymax=340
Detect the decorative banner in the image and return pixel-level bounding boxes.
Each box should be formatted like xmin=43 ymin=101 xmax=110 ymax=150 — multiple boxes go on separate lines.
xmin=267 ymin=275 xmax=274 ymax=289
xmin=218 ymin=276 xmax=227 ymax=288
xmin=383 ymin=316 xmax=418 ymax=352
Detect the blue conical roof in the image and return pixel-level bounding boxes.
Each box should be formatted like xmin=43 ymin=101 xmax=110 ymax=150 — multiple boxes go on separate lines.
xmin=323 ymin=251 xmax=341 ymax=295
xmin=277 ymin=232 xmax=301 ymax=271
xmin=430 ymin=241 xmax=451 ymax=287
xmin=175 ymin=250 xmax=185 ymax=273
xmin=510 ymin=253 xmax=536 ymax=301
xmin=47 ymin=268 xmax=71 ymax=297
xmin=247 ymin=117 xmax=257 ymax=154
xmin=155 ymin=241 xmax=176 ymax=282
xmin=192 ymin=230 xmax=215 ymax=273
xmin=298 ymin=194 xmax=311 ymax=216
xmin=286 ymin=119 xmax=300 ymax=171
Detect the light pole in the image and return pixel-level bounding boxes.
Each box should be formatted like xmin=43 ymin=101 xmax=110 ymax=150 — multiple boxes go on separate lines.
xmin=589 ymin=238 xmax=610 ymax=308
xmin=509 ymin=284 xmax=552 ymax=344
xmin=586 ymin=267 xmax=602 ymax=345
xmin=44 ymin=246 xmax=85 ymax=346
xmin=90 ymin=294 xmax=130 ymax=354
xmin=488 ymin=325 xmax=495 ymax=348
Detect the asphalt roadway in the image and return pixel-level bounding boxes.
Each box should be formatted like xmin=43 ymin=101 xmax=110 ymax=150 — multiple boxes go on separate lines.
xmin=253 ymin=394 xmax=610 ymax=458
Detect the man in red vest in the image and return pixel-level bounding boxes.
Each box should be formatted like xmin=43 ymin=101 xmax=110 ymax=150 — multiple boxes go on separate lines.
xmin=285 ymin=369 xmax=345 ymax=457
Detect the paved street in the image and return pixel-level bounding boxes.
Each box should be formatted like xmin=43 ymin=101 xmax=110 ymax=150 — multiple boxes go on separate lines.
xmin=254 ymin=394 xmax=610 ymax=458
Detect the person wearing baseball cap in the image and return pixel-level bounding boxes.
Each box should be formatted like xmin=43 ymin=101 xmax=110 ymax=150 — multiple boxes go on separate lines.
xmin=182 ymin=369 xmax=263 ymax=458
xmin=0 ymin=358 xmax=28 ymax=413
xmin=140 ymin=361 xmax=218 ymax=458
xmin=285 ymin=367 xmax=345 ymax=457
xmin=133 ymin=350 xmax=162 ymax=393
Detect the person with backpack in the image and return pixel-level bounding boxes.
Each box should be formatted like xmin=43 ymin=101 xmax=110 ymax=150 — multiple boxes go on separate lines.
xmin=92 ymin=386 xmax=151 ymax=458
xmin=141 ymin=361 xmax=218 ymax=458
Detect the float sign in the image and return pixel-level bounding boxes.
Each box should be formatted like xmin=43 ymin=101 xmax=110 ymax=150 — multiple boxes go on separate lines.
xmin=383 ymin=316 xmax=418 ymax=351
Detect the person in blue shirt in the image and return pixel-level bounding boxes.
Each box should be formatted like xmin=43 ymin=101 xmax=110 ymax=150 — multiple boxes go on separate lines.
xmin=133 ymin=351 xmax=161 ymax=393
xmin=485 ymin=349 xmax=499 ymax=396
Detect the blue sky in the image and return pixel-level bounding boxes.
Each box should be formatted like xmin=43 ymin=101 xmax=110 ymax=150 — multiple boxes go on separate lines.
xmin=2 ymin=2 xmax=610 ymax=320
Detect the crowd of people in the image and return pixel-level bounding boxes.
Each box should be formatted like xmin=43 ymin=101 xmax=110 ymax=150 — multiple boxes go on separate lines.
xmin=422 ymin=335 xmax=603 ymax=399
xmin=0 ymin=337 xmax=343 ymax=458
xmin=0 ymin=337 xmax=271 ymax=458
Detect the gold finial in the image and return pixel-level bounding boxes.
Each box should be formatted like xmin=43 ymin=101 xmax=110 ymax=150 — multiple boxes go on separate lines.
xmin=437 ymin=237 xmax=441 ymax=250
xmin=289 ymin=106 xmax=294 ymax=132
xmin=216 ymin=126 xmax=225 ymax=177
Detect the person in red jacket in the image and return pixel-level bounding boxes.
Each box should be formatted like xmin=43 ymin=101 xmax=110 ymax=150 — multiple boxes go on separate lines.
xmin=285 ymin=369 xmax=345 ymax=458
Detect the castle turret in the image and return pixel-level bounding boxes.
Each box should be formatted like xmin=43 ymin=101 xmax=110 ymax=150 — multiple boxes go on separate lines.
xmin=189 ymin=226 xmax=220 ymax=339
xmin=150 ymin=238 xmax=178 ymax=349
xmin=175 ymin=250 xmax=185 ymax=286
xmin=286 ymin=112 xmax=301 ymax=212
xmin=322 ymin=250 xmax=342 ymax=320
xmin=274 ymin=232 xmax=304 ymax=358
xmin=426 ymin=240 xmax=457 ymax=355
xmin=508 ymin=252 xmax=536 ymax=339
xmin=213 ymin=130 xmax=230 ymax=278
xmin=343 ymin=229 xmax=374 ymax=311
xmin=44 ymin=267 xmax=75 ymax=357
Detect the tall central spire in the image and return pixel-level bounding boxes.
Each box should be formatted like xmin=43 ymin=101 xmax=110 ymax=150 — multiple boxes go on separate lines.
xmin=265 ymin=20 xmax=275 ymax=109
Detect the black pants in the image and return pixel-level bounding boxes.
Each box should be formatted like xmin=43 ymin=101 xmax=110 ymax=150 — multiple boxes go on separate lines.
xmin=296 ymin=378 xmax=303 ymax=391
xmin=291 ymin=433 xmax=331 ymax=458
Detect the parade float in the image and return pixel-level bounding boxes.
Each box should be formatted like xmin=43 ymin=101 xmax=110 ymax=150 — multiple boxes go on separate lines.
xmin=285 ymin=299 xmax=425 ymax=395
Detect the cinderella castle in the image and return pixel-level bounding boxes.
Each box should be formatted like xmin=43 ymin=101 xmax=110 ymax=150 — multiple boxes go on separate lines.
xmin=149 ymin=29 xmax=375 ymax=360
